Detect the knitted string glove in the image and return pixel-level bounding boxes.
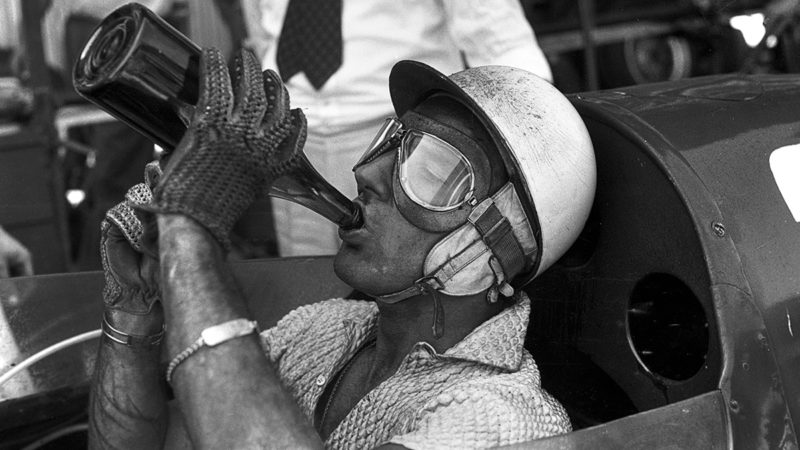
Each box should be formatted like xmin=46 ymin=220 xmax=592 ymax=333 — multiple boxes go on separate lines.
xmin=101 ymin=161 xmax=162 ymax=316
xmin=144 ymin=48 xmax=307 ymax=250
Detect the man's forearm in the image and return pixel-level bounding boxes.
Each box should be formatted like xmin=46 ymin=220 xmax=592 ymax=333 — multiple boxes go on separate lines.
xmin=157 ymin=214 xmax=321 ymax=448
xmin=88 ymin=332 xmax=167 ymax=449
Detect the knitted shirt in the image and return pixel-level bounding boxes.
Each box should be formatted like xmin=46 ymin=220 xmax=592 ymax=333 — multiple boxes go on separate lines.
xmin=259 ymin=293 xmax=571 ymax=449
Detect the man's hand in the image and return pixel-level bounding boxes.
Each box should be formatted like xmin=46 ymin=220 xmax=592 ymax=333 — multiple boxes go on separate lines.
xmin=102 ymin=162 xmax=163 ymax=330
xmin=89 ymin=162 xmax=168 ymax=450
xmin=145 ymin=48 xmax=306 ymax=250
xmin=0 ymin=226 xmax=33 ymax=278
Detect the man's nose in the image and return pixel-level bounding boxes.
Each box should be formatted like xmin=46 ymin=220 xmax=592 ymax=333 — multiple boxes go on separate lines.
xmin=354 ymin=151 xmax=394 ymax=202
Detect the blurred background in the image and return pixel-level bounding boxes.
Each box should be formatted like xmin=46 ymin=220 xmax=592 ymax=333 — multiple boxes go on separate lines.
xmin=0 ymin=0 xmax=798 ymax=275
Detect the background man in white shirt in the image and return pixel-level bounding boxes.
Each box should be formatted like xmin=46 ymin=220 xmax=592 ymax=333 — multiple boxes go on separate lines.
xmin=242 ymin=0 xmax=553 ymax=256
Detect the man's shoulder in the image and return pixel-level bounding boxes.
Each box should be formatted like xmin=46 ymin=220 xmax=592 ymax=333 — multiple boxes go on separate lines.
xmin=261 ymin=297 xmax=377 ymax=346
xmin=419 ymin=352 xmax=569 ymax=427
xmin=276 ymin=297 xmax=377 ymax=328
xmin=388 ymin=356 xmax=571 ymax=447
xmin=441 ymin=354 xmax=548 ymax=403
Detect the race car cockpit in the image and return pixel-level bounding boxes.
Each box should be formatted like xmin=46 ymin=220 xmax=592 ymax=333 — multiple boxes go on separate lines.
xmin=1 ymin=72 xmax=799 ymax=449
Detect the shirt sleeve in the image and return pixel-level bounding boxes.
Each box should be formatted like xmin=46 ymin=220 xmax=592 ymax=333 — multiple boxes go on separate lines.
xmin=241 ymin=0 xmax=287 ymax=65
xmin=259 ymin=301 xmax=320 ymax=364
xmin=259 ymin=298 xmax=376 ymax=364
xmin=387 ymin=381 xmax=571 ymax=449
xmin=441 ymin=0 xmax=553 ymax=82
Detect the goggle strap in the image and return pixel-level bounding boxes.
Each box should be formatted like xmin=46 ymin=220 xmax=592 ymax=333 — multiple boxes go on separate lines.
xmin=468 ymin=199 xmax=526 ymax=283
xmin=373 ymin=277 xmax=442 ymax=304
xmin=353 ymin=118 xmax=404 ymax=170
xmin=353 ymin=135 xmax=402 ymax=170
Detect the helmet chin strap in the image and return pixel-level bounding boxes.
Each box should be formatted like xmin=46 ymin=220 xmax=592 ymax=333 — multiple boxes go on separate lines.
xmin=370 ymin=238 xmax=497 ymax=340
xmin=371 ymin=228 xmax=492 ymax=305
xmin=372 ymin=276 xmax=442 ymax=305
xmin=375 ymin=190 xmax=528 ymax=298
xmin=371 ymin=234 xmax=489 ymax=340
xmin=371 ymin=194 xmax=528 ymax=341
xmin=372 ymin=276 xmax=446 ymax=338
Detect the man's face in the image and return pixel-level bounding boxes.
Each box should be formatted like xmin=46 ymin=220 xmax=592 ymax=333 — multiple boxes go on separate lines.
xmin=334 ymin=96 xmax=501 ymax=296
xmin=333 ymin=138 xmax=447 ymax=296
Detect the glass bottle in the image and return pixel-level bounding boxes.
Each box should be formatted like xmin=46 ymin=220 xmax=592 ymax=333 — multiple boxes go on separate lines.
xmin=73 ymin=3 xmax=361 ymax=229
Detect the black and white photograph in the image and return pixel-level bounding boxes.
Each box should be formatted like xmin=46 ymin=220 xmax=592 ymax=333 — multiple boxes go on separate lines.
xmin=0 ymin=1 xmax=798 ymax=448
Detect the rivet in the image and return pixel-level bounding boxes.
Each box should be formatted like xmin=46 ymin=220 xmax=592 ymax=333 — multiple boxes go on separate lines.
xmin=712 ymin=222 xmax=726 ymax=237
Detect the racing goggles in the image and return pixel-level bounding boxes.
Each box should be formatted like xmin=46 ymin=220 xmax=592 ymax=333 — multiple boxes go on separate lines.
xmin=354 ymin=117 xmax=477 ymax=212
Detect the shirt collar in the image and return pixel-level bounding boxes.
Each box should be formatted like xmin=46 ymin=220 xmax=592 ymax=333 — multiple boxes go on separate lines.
xmin=342 ymin=293 xmax=531 ymax=372
xmin=439 ymin=292 xmax=530 ymax=371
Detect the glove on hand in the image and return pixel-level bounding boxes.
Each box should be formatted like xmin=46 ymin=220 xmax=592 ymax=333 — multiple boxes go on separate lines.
xmin=145 ymin=48 xmax=307 ymax=250
xmin=101 ymin=162 xmax=162 ymax=316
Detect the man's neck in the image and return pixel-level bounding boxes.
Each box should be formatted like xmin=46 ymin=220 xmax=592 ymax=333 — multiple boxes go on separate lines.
xmin=366 ymin=291 xmax=504 ymax=386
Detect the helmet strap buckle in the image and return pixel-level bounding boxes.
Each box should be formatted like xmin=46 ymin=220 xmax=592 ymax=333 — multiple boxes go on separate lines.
xmin=373 ymin=276 xmax=446 ymax=339
xmin=432 ymin=294 xmax=444 ymax=338
xmin=487 ymin=256 xmax=515 ymax=303
xmin=372 ymin=276 xmax=443 ymax=304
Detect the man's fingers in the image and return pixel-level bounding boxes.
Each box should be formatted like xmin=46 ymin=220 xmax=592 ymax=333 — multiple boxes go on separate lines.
xmin=280 ymin=109 xmax=307 ymax=157
xmin=103 ymin=224 xmax=142 ymax=286
xmin=196 ymin=48 xmax=233 ymax=125
xmin=144 ymin=161 xmax=162 ymax=190
xmin=125 ymin=183 xmax=154 ymax=207
xmin=107 ymin=229 xmax=159 ymax=293
xmin=261 ymin=69 xmax=290 ymax=131
xmin=135 ymin=208 xmax=160 ymax=259
xmin=106 ymin=201 xmax=144 ymax=252
xmin=231 ymin=49 xmax=267 ymax=125
xmin=140 ymin=253 xmax=160 ymax=292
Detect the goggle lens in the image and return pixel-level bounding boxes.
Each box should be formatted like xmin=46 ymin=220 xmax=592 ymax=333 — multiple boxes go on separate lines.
xmin=354 ymin=118 xmax=475 ymax=212
xmin=398 ymin=131 xmax=474 ymax=210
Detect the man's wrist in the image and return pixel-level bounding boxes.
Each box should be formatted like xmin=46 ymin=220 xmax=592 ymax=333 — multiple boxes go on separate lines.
xmin=157 ymin=214 xmax=223 ymax=252
xmin=105 ymin=306 xmax=165 ymax=337
xmin=102 ymin=317 xmax=165 ymax=347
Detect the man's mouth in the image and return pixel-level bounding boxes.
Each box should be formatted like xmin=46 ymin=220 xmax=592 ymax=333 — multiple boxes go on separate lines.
xmin=338 ymin=202 xmax=365 ymax=242
xmin=338 ymin=223 xmax=364 ymax=243
xmin=340 ymin=204 xmax=363 ymax=230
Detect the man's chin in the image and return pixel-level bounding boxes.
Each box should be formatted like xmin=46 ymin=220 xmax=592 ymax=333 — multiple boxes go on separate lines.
xmin=332 ymin=248 xmax=354 ymax=285
xmin=333 ymin=248 xmax=378 ymax=296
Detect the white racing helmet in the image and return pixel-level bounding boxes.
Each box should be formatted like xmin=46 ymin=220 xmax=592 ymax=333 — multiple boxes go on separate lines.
xmin=375 ymin=61 xmax=596 ymax=302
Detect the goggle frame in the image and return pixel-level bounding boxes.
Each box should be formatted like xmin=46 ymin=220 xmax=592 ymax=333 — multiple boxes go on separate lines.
xmin=355 ymin=118 xmax=477 ymax=212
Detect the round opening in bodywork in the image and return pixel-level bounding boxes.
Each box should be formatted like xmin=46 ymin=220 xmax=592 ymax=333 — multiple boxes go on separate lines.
xmin=627 ymin=273 xmax=709 ymax=381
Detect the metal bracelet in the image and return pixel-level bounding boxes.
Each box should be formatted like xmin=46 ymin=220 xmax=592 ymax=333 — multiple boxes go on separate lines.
xmin=101 ymin=316 xmax=165 ymax=347
xmin=165 ymin=318 xmax=258 ymax=385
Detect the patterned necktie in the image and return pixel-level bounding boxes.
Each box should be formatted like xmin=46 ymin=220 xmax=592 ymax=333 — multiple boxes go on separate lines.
xmin=276 ymin=0 xmax=343 ymax=90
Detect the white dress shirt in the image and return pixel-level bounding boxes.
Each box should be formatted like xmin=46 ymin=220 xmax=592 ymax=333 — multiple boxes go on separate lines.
xmin=242 ymin=0 xmax=552 ymax=135
xmin=243 ymin=0 xmax=553 ymax=256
